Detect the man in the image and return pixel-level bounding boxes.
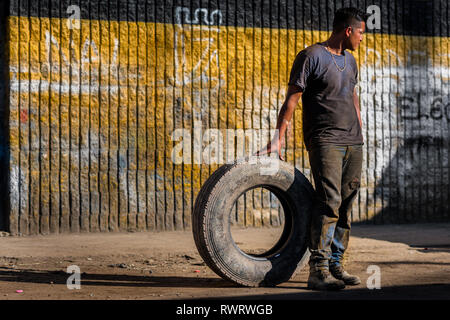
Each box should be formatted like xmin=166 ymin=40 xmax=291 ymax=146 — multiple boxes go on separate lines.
xmin=257 ymin=7 xmax=367 ymax=290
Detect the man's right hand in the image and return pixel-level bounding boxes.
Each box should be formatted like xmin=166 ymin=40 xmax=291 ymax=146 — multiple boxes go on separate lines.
xmin=255 ymin=140 xmax=284 ymax=161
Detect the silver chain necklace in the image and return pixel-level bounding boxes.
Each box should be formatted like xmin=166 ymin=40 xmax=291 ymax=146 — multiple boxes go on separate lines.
xmin=325 ymin=41 xmax=346 ymax=72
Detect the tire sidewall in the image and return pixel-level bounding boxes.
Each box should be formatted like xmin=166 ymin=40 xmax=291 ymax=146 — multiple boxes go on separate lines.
xmin=202 ymin=157 xmax=314 ymax=286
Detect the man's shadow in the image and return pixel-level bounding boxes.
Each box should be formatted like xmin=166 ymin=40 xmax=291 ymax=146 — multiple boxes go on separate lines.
xmin=362 ymin=135 xmax=448 ymax=225
xmin=352 ymin=135 xmax=450 ymax=254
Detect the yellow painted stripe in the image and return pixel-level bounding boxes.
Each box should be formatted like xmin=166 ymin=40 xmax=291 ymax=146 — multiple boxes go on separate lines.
xmin=7 ymin=15 xmax=450 ymax=233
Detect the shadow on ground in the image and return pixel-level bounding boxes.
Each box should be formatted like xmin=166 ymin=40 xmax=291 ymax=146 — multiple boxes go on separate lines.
xmin=0 ymin=268 xmax=234 ymax=288
xmin=351 ymin=223 xmax=450 ymax=254
xmin=203 ymin=283 xmax=450 ymax=300
xmin=1 ymin=268 xmax=448 ymax=300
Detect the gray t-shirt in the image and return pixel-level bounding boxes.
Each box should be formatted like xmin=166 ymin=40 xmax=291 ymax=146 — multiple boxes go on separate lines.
xmin=288 ymin=42 xmax=364 ymax=151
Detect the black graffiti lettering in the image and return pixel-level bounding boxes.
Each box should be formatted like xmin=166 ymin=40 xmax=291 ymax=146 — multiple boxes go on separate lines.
xmin=405 ymin=136 xmax=444 ymax=150
xmin=398 ymin=95 xmax=418 ymax=120
xmin=445 ymin=103 xmax=450 ymax=122
xmin=399 ymin=93 xmax=448 ymax=121
xmin=416 ymin=92 xmax=430 ymax=120
xmin=430 ymin=97 xmax=443 ymax=120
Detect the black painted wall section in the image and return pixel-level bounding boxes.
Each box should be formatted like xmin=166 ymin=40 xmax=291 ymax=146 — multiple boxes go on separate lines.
xmin=8 ymin=0 xmax=449 ymax=37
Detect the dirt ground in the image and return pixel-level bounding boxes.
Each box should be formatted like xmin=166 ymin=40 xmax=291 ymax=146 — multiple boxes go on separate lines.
xmin=0 ymin=223 xmax=449 ymax=300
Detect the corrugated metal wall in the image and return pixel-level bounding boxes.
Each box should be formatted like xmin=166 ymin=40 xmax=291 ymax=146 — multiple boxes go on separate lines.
xmin=2 ymin=0 xmax=449 ymax=235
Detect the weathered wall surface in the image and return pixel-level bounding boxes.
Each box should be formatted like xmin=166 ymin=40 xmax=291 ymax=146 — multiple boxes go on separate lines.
xmin=3 ymin=0 xmax=449 ymax=235
xmin=0 ymin=1 xmax=10 ymax=232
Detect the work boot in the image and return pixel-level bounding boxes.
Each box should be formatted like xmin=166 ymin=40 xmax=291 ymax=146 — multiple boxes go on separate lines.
xmin=329 ymin=264 xmax=361 ymax=285
xmin=307 ymin=268 xmax=346 ymax=291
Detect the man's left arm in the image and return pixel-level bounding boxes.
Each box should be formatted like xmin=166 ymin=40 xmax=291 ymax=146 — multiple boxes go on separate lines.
xmin=353 ymin=88 xmax=362 ymax=128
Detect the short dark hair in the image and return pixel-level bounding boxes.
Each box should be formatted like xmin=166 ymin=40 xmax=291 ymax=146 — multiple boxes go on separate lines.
xmin=332 ymin=7 xmax=369 ymax=32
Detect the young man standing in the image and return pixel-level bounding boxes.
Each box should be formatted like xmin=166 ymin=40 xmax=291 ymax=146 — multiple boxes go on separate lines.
xmin=258 ymin=8 xmax=367 ymax=290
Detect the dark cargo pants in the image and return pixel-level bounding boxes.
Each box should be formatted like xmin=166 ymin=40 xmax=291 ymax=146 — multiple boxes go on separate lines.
xmin=307 ymin=144 xmax=363 ymax=270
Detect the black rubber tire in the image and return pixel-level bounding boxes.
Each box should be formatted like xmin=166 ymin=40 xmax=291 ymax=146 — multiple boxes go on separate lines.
xmin=192 ymin=156 xmax=314 ymax=287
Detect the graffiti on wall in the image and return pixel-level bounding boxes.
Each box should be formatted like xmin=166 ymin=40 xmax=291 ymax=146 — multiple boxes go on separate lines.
xmin=6 ymin=0 xmax=450 ymax=234
xmin=359 ymin=46 xmax=449 ymax=222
